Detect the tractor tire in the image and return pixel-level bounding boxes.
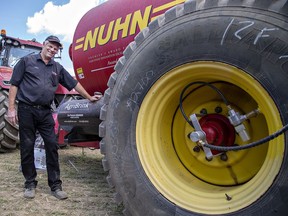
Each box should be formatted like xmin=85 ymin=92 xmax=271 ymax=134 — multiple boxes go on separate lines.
xmin=0 ymin=88 xmax=19 ymax=152
xmin=99 ymin=1 xmax=288 ymax=215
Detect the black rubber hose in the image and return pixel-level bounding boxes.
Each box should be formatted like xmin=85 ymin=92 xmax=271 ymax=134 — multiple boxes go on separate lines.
xmin=180 ymin=81 xmax=288 ymax=151
xmin=179 ymin=81 xmax=229 ymax=128
xmin=204 ymin=124 xmax=288 ymax=151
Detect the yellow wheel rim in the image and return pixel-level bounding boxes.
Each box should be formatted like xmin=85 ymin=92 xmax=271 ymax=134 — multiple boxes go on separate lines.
xmin=136 ymin=61 xmax=284 ymax=214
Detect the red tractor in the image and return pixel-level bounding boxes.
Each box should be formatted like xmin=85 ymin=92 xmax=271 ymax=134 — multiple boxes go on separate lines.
xmin=35 ymin=0 xmax=288 ymax=215
xmin=0 ymin=30 xmax=43 ymax=152
xmin=0 ymin=30 xmax=79 ymax=152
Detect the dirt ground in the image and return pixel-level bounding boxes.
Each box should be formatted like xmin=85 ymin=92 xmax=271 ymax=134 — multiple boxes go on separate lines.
xmin=0 ymin=146 xmax=124 ymax=216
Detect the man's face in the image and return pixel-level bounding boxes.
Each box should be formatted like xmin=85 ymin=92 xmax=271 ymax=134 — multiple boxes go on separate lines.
xmin=42 ymin=41 xmax=60 ymax=60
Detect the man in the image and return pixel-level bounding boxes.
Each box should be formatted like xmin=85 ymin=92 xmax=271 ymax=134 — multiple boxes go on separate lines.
xmin=7 ymin=35 xmax=101 ymax=200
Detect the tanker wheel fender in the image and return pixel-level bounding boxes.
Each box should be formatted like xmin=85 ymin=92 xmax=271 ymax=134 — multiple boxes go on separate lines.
xmin=100 ymin=1 xmax=288 ymax=215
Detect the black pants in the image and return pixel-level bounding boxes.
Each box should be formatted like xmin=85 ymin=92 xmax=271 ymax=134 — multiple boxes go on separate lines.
xmin=18 ymin=102 xmax=62 ymax=191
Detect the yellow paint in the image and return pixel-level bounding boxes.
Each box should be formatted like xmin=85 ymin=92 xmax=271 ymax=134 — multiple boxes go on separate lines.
xmin=137 ymin=61 xmax=285 ymax=214
xmin=74 ymin=37 xmax=84 ymax=50
xmin=83 ymin=28 xmax=99 ymax=51
xmin=74 ymin=0 xmax=183 ymax=51
xmin=112 ymin=13 xmax=132 ymax=41
xmin=153 ymin=0 xmax=185 ymax=13
xmin=76 ymin=67 xmax=83 ymax=75
xmin=98 ymin=21 xmax=115 ymax=45
xmin=130 ymin=6 xmax=153 ymax=35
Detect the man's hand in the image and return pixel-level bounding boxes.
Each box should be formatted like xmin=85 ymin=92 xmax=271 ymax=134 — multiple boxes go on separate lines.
xmin=74 ymin=83 xmax=103 ymax=102
xmin=7 ymin=109 xmax=18 ymax=126
xmin=89 ymin=92 xmax=102 ymax=102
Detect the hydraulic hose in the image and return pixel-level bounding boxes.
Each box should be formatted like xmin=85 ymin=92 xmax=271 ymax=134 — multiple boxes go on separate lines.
xmin=180 ymin=81 xmax=288 ymax=151
xmin=204 ymin=124 xmax=288 ymax=151
xmin=179 ymin=81 xmax=229 ymax=128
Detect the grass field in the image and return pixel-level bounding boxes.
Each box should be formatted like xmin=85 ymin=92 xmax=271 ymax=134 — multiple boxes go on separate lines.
xmin=0 ymin=146 xmax=124 ymax=216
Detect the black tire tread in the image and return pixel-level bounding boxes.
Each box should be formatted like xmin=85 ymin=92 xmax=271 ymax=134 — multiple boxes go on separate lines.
xmin=0 ymin=88 xmax=19 ymax=152
xmin=99 ymin=0 xmax=288 ymax=214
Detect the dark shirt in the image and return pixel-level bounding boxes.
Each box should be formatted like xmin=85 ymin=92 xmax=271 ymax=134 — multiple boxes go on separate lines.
xmin=10 ymin=53 xmax=78 ymax=106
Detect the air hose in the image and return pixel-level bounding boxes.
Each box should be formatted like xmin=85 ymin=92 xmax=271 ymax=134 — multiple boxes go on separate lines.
xmin=204 ymin=124 xmax=288 ymax=151
xmin=180 ymin=81 xmax=288 ymax=151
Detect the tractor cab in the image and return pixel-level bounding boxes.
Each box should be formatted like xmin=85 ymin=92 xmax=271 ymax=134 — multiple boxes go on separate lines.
xmin=0 ymin=29 xmax=43 ymax=69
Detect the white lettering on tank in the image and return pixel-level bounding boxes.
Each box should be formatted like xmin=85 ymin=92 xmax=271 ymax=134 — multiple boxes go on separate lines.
xmin=64 ymin=103 xmax=89 ymax=111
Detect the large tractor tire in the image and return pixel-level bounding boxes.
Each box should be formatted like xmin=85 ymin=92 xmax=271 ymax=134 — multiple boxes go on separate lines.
xmin=99 ymin=0 xmax=288 ymax=215
xmin=0 ymin=88 xmax=19 ymax=152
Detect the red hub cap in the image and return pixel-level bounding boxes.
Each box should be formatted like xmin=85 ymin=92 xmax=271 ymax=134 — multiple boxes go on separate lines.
xmin=199 ymin=114 xmax=235 ymax=155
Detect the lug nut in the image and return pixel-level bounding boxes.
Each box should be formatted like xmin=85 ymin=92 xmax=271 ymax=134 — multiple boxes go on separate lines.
xmin=220 ymin=153 xmax=228 ymax=161
xmin=205 ymin=156 xmax=213 ymax=161
xmin=200 ymin=108 xmax=207 ymax=115
xmin=193 ymin=146 xmax=200 ymax=152
xmin=215 ymin=106 xmax=222 ymax=113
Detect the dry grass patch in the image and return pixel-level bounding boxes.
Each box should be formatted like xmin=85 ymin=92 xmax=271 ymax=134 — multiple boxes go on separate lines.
xmin=0 ymin=146 xmax=123 ymax=216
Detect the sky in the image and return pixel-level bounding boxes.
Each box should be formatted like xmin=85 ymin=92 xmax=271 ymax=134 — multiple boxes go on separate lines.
xmin=0 ymin=0 xmax=106 ymax=75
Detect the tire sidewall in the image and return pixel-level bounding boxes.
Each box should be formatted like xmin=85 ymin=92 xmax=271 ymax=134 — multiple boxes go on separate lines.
xmin=105 ymin=8 xmax=288 ymax=215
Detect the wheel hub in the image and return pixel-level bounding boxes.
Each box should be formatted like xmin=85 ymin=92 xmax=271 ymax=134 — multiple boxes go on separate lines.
xmin=199 ymin=114 xmax=235 ymax=155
